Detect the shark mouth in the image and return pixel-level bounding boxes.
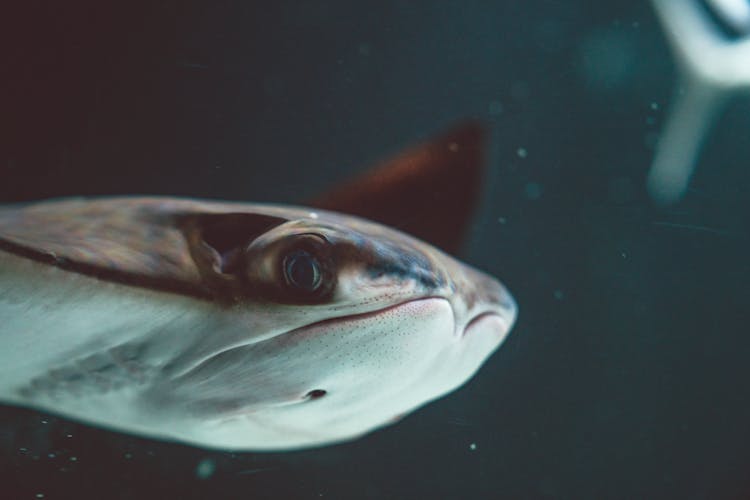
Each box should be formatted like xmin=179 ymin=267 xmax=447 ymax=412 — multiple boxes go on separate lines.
xmin=463 ymin=312 xmax=510 ymax=339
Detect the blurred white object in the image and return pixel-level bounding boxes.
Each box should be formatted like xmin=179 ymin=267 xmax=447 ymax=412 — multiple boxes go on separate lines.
xmin=706 ymin=0 xmax=750 ymax=34
xmin=648 ymin=0 xmax=750 ymax=204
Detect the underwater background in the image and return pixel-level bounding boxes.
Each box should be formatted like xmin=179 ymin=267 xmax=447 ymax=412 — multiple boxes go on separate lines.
xmin=3 ymin=1 xmax=750 ymax=498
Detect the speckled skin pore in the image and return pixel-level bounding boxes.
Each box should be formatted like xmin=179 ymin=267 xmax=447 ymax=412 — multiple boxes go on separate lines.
xmin=0 ymin=197 xmax=516 ymax=450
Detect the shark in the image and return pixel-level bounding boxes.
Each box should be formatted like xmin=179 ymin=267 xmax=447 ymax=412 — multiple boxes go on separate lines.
xmin=0 ymin=125 xmax=517 ymax=451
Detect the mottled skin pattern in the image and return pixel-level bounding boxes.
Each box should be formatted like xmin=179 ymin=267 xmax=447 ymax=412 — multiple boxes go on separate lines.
xmin=0 ymin=197 xmax=516 ymax=450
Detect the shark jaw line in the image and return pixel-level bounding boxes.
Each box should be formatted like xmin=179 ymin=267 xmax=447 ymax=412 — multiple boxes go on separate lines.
xmin=172 ymin=296 xmax=455 ymax=382
xmin=279 ymin=295 xmax=454 ymax=342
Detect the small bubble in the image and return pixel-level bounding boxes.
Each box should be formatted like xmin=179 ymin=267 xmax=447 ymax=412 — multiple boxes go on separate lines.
xmin=48 ymin=453 xmax=55 ymax=459
xmin=36 ymin=494 xmax=45 ymax=499
xmin=650 ymin=101 xmax=659 ymax=110
xmin=196 ymin=458 xmax=216 ymax=480
xmin=41 ymin=420 xmax=48 ymax=424
xmin=469 ymin=443 xmax=477 ymax=451
xmin=70 ymin=456 xmax=78 ymax=462
xmin=517 ymin=147 xmax=528 ymax=159
xmin=524 ymin=182 xmax=543 ymax=200
xmin=553 ymin=290 xmax=564 ymax=300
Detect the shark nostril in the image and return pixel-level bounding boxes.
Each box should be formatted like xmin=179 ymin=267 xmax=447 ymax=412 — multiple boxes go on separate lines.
xmin=305 ymin=389 xmax=327 ymax=400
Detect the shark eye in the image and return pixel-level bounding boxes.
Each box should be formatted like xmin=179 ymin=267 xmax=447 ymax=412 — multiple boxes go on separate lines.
xmin=283 ymin=250 xmax=322 ymax=292
xmin=253 ymin=232 xmax=335 ymax=303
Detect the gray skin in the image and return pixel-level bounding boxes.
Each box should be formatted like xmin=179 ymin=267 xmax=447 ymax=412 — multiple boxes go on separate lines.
xmin=0 ymin=197 xmax=516 ymax=451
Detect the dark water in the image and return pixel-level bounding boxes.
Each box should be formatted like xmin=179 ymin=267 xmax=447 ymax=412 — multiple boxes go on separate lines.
xmin=3 ymin=1 xmax=750 ymax=498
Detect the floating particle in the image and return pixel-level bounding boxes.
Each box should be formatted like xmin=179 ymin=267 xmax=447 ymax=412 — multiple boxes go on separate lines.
xmin=524 ymin=182 xmax=543 ymax=200
xmin=578 ymin=29 xmax=636 ymax=91
xmin=469 ymin=442 xmax=477 ymax=451
xmin=517 ymin=147 xmax=528 ymax=159
xmin=196 ymin=458 xmax=217 ymax=480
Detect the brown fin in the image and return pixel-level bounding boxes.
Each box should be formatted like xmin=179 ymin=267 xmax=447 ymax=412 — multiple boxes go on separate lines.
xmin=309 ymin=122 xmax=486 ymax=255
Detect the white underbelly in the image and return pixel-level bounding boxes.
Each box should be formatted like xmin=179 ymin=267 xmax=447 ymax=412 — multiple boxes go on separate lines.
xmin=0 ymin=250 xmax=208 ymax=403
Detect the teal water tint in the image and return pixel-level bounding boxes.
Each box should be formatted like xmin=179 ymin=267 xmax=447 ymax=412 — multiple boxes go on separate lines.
xmin=3 ymin=1 xmax=750 ymax=499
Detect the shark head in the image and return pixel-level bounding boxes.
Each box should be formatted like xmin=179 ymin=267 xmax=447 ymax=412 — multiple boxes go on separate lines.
xmin=148 ymin=207 xmax=517 ymax=450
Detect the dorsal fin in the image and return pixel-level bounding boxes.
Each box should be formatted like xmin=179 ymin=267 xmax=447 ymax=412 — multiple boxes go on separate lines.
xmin=309 ymin=122 xmax=485 ymax=255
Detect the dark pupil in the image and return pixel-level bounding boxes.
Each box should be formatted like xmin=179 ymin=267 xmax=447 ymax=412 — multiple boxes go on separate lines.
xmin=285 ymin=251 xmax=321 ymax=291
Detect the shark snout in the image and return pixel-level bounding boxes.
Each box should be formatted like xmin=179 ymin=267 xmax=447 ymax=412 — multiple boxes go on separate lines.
xmin=448 ymin=263 xmax=517 ymax=338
